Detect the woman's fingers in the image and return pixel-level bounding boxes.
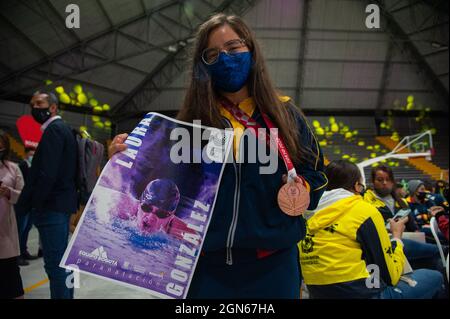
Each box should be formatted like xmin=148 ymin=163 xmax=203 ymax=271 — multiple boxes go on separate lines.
xmin=108 ymin=133 xmax=128 ymax=159
xmin=112 ymin=133 xmax=128 ymax=144
xmin=281 ymin=175 xmax=302 ymax=184
xmin=114 ymin=144 xmax=128 ymax=153
xmin=108 ymin=144 xmax=127 ymax=159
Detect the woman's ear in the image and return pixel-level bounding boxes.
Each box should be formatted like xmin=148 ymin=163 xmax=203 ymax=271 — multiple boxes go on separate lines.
xmin=353 ymin=181 xmax=359 ymax=194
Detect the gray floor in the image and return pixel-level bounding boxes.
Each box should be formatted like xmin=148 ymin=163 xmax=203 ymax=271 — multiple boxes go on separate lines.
xmin=21 ymin=227 xmax=155 ymax=299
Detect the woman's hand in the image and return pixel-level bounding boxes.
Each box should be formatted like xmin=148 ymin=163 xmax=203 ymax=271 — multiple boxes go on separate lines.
xmin=429 ymin=206 xmax=445 ymax=216
xmin=0 ymin=185 xmax=11 ymax=199
xmin=390 ymin=216 xmax=409 ymax=239
xmin=281 ymin=174 xmax=302 ymax=185
xmin=108 ymin=133 xmax=128 ymax=159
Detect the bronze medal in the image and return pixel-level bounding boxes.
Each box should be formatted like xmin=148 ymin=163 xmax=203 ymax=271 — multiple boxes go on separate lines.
xmin=277 ymin=181 xmax=310 ymax=216
xmin=220 ymin=97 xmax=311 ymax=217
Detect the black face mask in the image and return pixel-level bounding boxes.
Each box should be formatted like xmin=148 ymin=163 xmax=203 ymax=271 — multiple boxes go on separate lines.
xmin=31 ymin=107 xmax=51 ymax=124
xmin=417 ymin=192 xmax=427 ymax=201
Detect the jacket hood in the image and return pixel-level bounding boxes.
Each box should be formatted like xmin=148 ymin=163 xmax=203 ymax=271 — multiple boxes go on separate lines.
xmin=306 ymin=188 xmax=361 ymax=234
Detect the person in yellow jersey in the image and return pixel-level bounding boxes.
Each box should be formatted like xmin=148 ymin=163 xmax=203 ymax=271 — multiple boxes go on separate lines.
xmin=299 ymin=160 xmax=444 ymax=299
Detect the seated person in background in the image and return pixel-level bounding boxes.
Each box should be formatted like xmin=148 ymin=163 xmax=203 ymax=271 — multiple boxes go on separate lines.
xmin=407 ymin=180 xmax=447 ymax=243
xmin=299 ymin=160 xmax=444 ymax=299
xmin=424 ymin=179 xmax=449 ymax=214
xmin=431 ymin=209 xmax=449 ymax=242
xmin=364 ymin=166 xmax=441 ymax=270
xmin=434 ymin=180 xmax=449 ymax=200
xmin=424 ymin=180 xmax=449 ymax=242
xmin=364 ymin=166 xmax=418 ymax=232
xmin=394 ymin=182 xmax=408 ymax=199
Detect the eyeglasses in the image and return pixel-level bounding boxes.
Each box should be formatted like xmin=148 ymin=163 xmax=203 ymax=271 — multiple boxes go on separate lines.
xmin=141 ymin=203 xmax=173 ymax=219
xmin=141 ymin=203 xmax=154 ymax=213
xmin=201 ymin=39 xmax=248 ymax=65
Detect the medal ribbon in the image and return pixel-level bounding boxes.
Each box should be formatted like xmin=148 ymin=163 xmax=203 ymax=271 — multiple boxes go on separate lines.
xmin=220 ymin=97 xmax=300 ymax=183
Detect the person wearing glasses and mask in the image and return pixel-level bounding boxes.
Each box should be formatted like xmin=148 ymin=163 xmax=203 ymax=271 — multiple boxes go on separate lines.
xmin=299 ymin=160 xmax=444 ymax=299
xmin=108 ymin=14 xmax=327 ymax=298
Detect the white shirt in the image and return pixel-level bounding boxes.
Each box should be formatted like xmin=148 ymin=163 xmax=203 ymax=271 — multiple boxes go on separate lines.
xmin=40 ymin=115 xmax=62 ymax=131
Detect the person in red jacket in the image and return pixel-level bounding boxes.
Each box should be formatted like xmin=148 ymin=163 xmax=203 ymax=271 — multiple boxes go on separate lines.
xmin=431 ymin=209 xmax=449 ymax=242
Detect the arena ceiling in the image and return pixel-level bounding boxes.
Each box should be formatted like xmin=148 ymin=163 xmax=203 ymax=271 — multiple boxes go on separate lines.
xmin=0 ymin=0 xmax=448 ymax=122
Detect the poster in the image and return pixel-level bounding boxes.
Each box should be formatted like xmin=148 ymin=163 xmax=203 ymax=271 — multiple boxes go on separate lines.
xmin=61 ymin=113 xmax=233 ymax=299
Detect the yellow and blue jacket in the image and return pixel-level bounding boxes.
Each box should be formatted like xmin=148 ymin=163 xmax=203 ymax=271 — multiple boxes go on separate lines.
xmin=363 ymin=189 xmax=419 ymax=232
xmin=299 ymin=189 xmax=406 ymax=298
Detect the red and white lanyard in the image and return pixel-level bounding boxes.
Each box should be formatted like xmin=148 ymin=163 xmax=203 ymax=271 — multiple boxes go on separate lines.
xmin=220 ymin=97 xmax=300 ymax=183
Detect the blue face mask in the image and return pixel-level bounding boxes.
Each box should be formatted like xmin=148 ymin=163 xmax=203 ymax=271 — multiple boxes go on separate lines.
xmin=206 ymin=51 xmax=252 ymax=93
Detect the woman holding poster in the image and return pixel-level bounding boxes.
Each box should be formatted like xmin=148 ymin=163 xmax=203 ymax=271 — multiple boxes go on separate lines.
xmin=110 ymin=14 xmax=327 ymax=298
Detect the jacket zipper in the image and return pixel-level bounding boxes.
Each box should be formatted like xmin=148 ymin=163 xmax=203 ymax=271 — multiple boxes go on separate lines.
xmin=222 ymin=117 xmax=241 ymax=266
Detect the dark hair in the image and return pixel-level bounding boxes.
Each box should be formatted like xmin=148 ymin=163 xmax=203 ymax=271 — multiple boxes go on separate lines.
xmin=444 ymin=187 xmax=449 ymax=203
xmin=0 ymin=130 xmax=11 ymax=167
xmin=422 ymin=180 xmax=434 ymax=192
xmin=393 ymin=183 xmax=409 ymax=208
xmin=435 ymin=180 xmax=448 ymax=195
xmin=371 ymin=165 xmax=395 ymax=183
xmin=32 ymin=90 xmax=59 ymax=108
xmin=325 ymin=160 xmax=362 ymax=191
xmin=177 ymin=13 xmax=317 ymax=166
xmin=372 ymin=165 xmax=408 ymax=208
xmin=24 ymin=147 xmax=35 ymax=153
xmin=395 ymin=183 xmax=404 ymax=189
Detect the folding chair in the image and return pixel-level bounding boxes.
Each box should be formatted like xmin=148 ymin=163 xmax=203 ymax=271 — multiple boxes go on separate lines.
xmin=430 ymin=217 xmax=447 ymax=268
